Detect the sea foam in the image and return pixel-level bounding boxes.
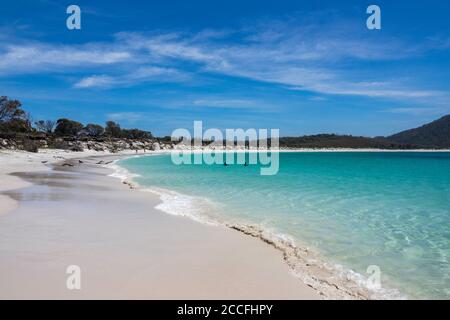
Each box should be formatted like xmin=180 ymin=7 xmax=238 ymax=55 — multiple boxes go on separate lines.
xmin=108 ymin=155 xmax=407 ymax=300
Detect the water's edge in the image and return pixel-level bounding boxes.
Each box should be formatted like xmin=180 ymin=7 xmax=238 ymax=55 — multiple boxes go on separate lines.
xmin=107 ymin=155 xmax=406 ymax=300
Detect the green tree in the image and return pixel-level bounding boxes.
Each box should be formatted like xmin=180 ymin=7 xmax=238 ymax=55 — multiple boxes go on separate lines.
xmin=84 ymin=123 xmax=104 ymax=137
xmin=105 ymin=121 xmax=121 ymax=138
xmin=35 ymin=120 xmax=56 ymax=134
xmin=0 ymin=96 xmax=32 ymax=133
xmin=121 ymin=128 xmax=152 ymax=139
xmin=54 ymin=118 xmax=84 ymax=136
xmin=0 ymin=96 xmax=25 ymax=122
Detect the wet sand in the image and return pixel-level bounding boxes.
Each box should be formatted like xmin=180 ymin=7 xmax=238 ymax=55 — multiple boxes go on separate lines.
xmin=0 ymin=151 xmax=320 ymax=299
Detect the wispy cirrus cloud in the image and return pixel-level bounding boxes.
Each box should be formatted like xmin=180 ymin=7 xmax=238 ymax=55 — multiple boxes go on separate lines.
xmin=107 ymin=112 xmax=145 ymax=123
xmin=289 ymin=81 xmax=442 ymax=100
xmin=1 ymin=14 xmax=449 ymax=105
xmin=74 ymin=75 xmax=116 ymax=88
xmin=74 ymin=66 xmax=189 ymax=88
xmin=0 ymin=42 xmax=132 ymax=75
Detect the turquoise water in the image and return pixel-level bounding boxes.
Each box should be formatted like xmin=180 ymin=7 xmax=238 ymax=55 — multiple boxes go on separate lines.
xmin=118 ymin=152 xmax=450 ymax=299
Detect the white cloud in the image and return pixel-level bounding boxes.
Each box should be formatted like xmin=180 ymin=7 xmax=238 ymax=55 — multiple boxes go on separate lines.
xmin=74 ymin=66 xmax=189 ymax=89
xmin=109 ymin=22 xmax=446 ymax=101
xmin=1 ymin=16 xmax=449 ymax=104
xmin=0 ymin=43 xmax=132 ymax=75
xmin=129 ymin=66 xmax=188 ymax=81
xmin=290 ymin=83 xmax=441 ymax=100
xmin=74 ymin=75 xmax=115 ymax=88
xmin=107 ymin=112 xmax=145 ymax=123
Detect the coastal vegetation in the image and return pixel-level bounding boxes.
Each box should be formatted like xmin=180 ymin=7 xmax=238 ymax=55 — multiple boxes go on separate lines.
xmin=0 ymin=96 xmax=156 ymax=152
xmin=1 ymin=96 xmax=449 ymax=152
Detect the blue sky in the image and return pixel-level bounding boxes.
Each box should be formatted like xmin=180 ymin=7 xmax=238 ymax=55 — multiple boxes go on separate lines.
xmin=0 ymin=0 xmax=449 ymax=136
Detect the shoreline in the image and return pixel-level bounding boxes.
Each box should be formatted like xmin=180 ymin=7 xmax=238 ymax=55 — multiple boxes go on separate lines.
xmin=1 ymin=148 xmax=441 ymax=299
xmin=165 ymin=148 xmax=450 ymax=153
xmin=111 ymin=155 xmax=406 ymax=300
xmin=0 ymin=149 xmax=321 ymax=299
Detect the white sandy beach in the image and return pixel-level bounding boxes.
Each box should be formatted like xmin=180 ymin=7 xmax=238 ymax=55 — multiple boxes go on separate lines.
xmin=0 ymin=149 xmax=321 ymax=299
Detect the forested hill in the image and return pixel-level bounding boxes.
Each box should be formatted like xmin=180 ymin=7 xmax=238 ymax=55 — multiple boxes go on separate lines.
xmin=387 ymin=115 xmax=450 ymax=148
xmin=278 ymin=115 xmax=450 ymax=149
xmin=278 ymin=135 xmax=403 ymax=149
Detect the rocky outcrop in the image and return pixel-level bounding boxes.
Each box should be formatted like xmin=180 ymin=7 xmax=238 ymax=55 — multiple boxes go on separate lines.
xmin=151 ymin=142 xmax=161 ymax=151
xmin=0 ymin=135 xmax=175 ymax=153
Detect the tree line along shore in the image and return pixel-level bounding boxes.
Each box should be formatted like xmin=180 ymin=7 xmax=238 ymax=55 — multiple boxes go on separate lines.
xmin=1 ymin=96 xmax=450 ymax=153
xmin=0 ymin=96 xmax=171 ymax=153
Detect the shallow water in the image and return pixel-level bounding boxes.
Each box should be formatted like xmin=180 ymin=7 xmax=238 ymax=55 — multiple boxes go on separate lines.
xmin=118 ymin=152 xmax=450 ymax=299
